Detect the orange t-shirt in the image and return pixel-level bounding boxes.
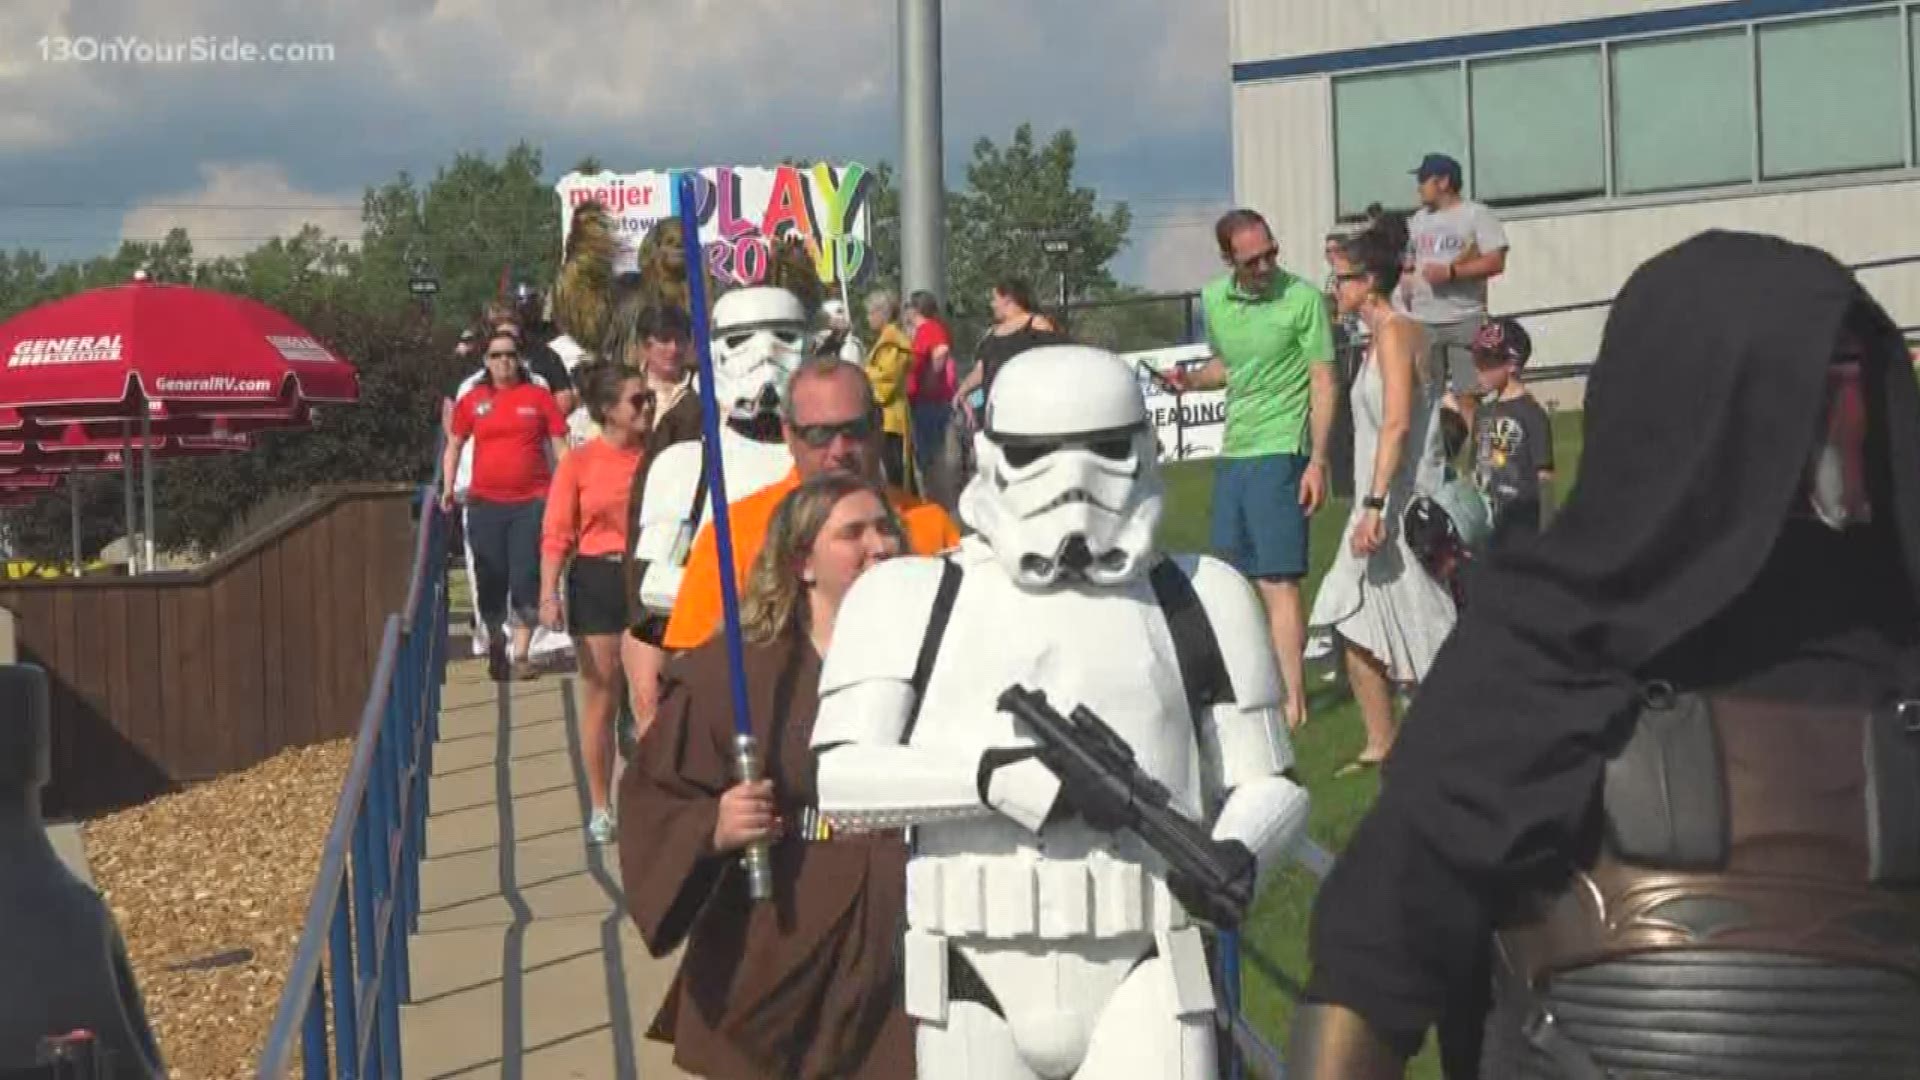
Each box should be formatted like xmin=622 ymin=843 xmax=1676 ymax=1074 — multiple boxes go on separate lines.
xmin=541 ymin=438 xmax=645 ymax=560
xmin=661 ymin=468 xmax=961 ymax=649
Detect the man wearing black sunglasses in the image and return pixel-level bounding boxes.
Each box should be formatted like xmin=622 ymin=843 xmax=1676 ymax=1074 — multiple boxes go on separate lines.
xmin=1164 ymin=208 xmax=1338 ymax=734
xmin=662 ymin=358 xmax=961 ymax=651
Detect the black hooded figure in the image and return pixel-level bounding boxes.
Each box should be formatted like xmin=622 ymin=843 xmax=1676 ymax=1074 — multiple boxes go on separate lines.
xmin=1286 ymin=230 xmax=1920 ymax=1079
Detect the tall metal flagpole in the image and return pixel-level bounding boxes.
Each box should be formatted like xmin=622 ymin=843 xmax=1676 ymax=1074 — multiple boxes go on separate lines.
xmin=69 ymin=475 xmax=81 ymax=576
xmin=120 ymin=421 xmax=137 ymax=576
xmin=141 ymin=409 xmax=155 ymax=571
xmin=899 ymin=0 xmax=945 ymax=304
xmin=675 ymin=172 xmax=772 ymax=901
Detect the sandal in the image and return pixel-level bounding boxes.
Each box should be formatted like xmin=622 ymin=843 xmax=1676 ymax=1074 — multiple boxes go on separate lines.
xmin=1333 ymin=756 xmax=1384 ymax=779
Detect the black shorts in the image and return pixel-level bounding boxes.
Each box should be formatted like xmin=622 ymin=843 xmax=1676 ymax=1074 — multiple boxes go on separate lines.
xmin=566 ymin=557 xmax=629 ymax=637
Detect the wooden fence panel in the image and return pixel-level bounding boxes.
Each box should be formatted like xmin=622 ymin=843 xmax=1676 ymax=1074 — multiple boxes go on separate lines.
xmin=0 ymin=485 xmax=419 ymax=816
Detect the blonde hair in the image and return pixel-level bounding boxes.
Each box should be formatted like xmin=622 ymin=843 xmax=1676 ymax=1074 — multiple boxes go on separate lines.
xmin=739 ymin=472 xmax=905 ymax=644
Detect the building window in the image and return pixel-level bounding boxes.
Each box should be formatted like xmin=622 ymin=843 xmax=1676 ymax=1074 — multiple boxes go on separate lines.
xmin=1332 ymin=63 xmax=1465 ymax=219
xmin=1469 ymin=47 xmax=1606 ymax=206
xmin=1758 ymin=9 xmax=1904 ymax=181
xmin=1610 ymin=28 xmax=1753 ymax=195
xmin=1325 ymin=4 xmax=1918 ymax=216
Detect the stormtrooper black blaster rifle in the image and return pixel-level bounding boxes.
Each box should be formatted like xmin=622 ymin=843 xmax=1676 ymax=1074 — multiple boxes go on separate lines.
xmin=996 ymin=685 xmax=1257 ymax=930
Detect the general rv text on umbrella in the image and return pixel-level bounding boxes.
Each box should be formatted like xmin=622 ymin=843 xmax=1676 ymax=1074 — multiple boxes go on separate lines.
xmin=7 ymin=335 xmax=124 ymax=367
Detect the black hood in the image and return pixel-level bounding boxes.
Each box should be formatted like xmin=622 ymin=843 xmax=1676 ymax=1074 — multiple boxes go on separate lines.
xmin=1381 ymin=229 xmax=1920 ymax=888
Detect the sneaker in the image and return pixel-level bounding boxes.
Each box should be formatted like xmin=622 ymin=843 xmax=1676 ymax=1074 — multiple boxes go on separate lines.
xmin=587 ymin=807 xmax=616 ymax=845
xmin=1304 ymin=631 xmax=1335 ymax=662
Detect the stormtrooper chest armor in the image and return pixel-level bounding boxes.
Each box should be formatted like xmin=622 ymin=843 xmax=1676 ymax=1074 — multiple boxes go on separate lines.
xmin=906 ymin=554 xmax=1205 ymax=941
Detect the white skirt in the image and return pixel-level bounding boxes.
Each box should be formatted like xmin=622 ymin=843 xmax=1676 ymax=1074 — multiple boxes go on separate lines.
xmin=1308 ymin=509 xmax=1457 ymax=685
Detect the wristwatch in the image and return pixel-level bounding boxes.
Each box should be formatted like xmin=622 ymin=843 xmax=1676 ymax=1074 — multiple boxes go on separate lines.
xmin=1362 ymin=495 xmax=1387 ymax=511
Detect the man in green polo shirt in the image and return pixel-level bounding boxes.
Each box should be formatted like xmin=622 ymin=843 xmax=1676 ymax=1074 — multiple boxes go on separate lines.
xmin=1167 ymin=208 xmax=1337 ymax=731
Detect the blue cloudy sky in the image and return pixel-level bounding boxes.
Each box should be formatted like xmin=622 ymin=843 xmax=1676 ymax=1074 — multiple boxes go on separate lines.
xmin=0 ymin=0 xmax=1233 ymax=291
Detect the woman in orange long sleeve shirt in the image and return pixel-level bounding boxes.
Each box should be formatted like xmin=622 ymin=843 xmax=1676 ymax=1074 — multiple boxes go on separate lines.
xmin=541 ymin=361 xmax=654 ymax=844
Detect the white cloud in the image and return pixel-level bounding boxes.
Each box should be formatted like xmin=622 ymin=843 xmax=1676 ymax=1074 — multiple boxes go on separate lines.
xmin=0 ymin=0 xmax=117 ymax=151
xmin=118 ymin=162 xmax=362 ymax=257
xmin=0 ymin=0 xmax=1234 ymax=285
xmin=1128 ymin=210 xmax=1230 ymax=293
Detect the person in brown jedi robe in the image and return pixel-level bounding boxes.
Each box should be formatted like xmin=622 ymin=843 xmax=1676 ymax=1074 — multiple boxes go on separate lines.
xmin=618 ymin=470 xmax=915 ymax=1080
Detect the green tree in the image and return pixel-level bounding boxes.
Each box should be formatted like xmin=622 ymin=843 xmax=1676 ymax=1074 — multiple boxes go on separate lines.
xmin=865 ymin=159 xmax=901 ymax=297
xmin=943 ymin=124 xmax=1131 ymax=340
xmin=860 ymin=125 xmax=1136 ymax=354
xmin=358 ymin=143 xmax=561 ymax=328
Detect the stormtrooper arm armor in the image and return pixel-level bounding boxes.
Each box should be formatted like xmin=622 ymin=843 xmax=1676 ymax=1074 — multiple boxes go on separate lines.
xmin=810 ymin=557 xmax=1063 ymax=833
xmin=812 ymin=681 xmax=1064 ymax=833
xmin=1183 ymin=554 xmax=1313 ymax=880
xmin=631 ymin=443 xmax=703 ymax=614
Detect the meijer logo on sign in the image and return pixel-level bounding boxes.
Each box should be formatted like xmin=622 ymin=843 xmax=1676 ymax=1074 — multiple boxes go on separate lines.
xmin=7 ymin=335 xmax=124 ymax=367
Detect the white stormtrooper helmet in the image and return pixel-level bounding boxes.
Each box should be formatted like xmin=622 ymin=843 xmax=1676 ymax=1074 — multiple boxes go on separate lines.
xmin=711 ymin=286 xmax=808 ymax=424
xmin=959 ymin=344 xmax=1164 ymax=589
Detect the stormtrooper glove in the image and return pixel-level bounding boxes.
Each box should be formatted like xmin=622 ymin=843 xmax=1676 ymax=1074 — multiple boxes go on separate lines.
xmin=1165 ymin=838 xmax=1258 ymax=930
xmin=975 ymin=746 xmax=1060 ymax=833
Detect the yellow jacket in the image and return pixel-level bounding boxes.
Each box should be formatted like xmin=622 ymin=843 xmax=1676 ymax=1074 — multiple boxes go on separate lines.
xmin=865 ymin=323 xmax=914 ymax=438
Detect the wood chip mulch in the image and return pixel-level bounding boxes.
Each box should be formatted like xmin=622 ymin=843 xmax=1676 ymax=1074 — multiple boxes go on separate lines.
xmin=83 ymin=738 xmax=354 ymax=1079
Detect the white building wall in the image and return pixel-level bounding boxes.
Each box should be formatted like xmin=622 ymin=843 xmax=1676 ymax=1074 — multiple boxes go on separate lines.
xmin=1230 ymin=0 xmax=1727 ymax=63
xmin=1230 ymin=78 xmax=1332 ymax=268
xmin=1229 ymin=1 xmax=1920 ymax=409
xmin=1236 ymin=71 xmax=1920 ymax=409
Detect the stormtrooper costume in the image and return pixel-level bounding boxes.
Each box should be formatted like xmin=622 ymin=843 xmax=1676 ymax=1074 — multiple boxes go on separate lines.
xmin=811 ymin=345 xmax=1312 ymax=1080
xmin=547 ymin=333 xmax=597 ymax=448
xmin=631 ymin=286 xmax=806 ymax=618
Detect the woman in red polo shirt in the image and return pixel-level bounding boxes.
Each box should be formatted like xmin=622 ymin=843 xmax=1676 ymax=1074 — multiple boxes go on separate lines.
xmin=538 ymin=361 xmax=653 ymax=843
xmin=904 ymin=290 xmax=955 ymax=502
xmin=441 ymin=330 xmax=569 ymax=681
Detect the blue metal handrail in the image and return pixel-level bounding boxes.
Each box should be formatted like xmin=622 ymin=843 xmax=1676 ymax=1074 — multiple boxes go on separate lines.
xmin=256 ymin=481 xmax=450 ymax=1079
xmin=1223 ymin=839 xmax=1336 ymax=1080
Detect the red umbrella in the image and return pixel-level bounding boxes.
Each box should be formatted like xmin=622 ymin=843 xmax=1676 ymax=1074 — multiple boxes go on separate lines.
xmin=0 ymin=433 xmax=255 ymax=571
xmin=0 ymin=276 xmax=357 ymax=419
xmin=0 ymin=274 xmax=343 ymax=571
xmin=0 ymin=403 xmax=310 ymax=439
xmin=0 ymin=471 xmax=62 ymax=491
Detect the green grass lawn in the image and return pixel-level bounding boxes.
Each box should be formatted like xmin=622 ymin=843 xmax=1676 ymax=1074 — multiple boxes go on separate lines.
xmin=1162 ymin=409 xmax=1586 ymax=1074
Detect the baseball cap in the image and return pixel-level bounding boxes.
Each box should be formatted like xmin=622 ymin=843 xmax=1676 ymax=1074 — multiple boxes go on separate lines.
xmin=1412 ymin=153 xmax=1463 ymax=184
xmin=1472 ymin=317 xmax=1532 ymax=366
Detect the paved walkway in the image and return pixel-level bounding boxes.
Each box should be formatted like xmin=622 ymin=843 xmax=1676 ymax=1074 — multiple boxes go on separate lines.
xmin=400 ymin=657 xmax=690 ymax=1080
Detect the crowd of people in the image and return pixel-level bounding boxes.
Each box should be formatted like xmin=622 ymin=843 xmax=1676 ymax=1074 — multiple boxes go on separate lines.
xmin=1163 ymin=151 xmax=1547 ymax=775
xmin=425 ymin=150 xmax=1918 ymax=1080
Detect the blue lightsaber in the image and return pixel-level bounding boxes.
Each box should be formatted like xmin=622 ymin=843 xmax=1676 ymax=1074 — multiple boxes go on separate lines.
xmin=675 ymin=171 xmax=772 ymax=901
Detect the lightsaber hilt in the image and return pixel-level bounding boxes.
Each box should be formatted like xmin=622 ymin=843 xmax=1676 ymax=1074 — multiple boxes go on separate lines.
xmin=732 ymin=732 xmax=774 ymax=901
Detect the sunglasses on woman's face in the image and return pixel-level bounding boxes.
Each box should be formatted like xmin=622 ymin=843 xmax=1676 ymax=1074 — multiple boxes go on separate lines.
xmin=792 ymin=415 xmax=875 ymax=447
xmin=487 ymin=350 xmax=518 ymax=360
xmin=628 ymin=391 xmax=653 ymax=410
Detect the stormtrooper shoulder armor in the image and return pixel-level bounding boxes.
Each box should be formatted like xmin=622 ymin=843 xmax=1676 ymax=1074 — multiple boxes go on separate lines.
xmin=1168 ymin=552 xmax=1283 ymax=712
xmin=817 ymin=553 xmax=960 ymax=695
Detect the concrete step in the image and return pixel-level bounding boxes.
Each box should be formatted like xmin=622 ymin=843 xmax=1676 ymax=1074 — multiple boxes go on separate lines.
xmin=401 ymin=659 xmax=690 ymax=1080
xmin=401 ymin=913 xmax=684 ymax=1080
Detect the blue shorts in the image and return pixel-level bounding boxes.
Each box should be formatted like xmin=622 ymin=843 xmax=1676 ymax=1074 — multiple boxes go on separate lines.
xmin=1210 ymin=452 xmax=1310 ymax=580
